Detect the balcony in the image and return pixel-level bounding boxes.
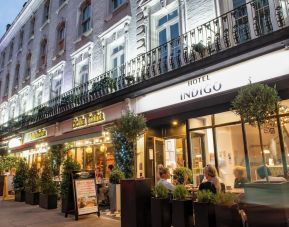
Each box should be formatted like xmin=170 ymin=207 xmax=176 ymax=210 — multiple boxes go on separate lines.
xmin=0 ymin=0 xmax=289 ymax=137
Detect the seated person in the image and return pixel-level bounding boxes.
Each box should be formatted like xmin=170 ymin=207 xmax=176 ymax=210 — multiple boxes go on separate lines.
xmin=199 ymin=164 xmax=221 ymax=194
xmin=256 ymin=166 xmax=287 ymax=182
xmin=158 ymin=167 xmax=175 ymax=192
xmin=233 ymin=166 xmax=248 ymax=188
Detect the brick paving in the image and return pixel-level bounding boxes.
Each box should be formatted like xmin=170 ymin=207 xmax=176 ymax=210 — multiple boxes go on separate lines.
xmin=0 ymin=198 xmax=120 ymax=227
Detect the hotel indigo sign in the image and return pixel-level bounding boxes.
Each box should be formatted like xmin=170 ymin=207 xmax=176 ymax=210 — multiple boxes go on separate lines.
xmin=73 ymin=111 xmax=105 ymax=129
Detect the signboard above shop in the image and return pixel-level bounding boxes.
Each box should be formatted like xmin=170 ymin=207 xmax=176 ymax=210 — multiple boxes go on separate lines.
xmin=73 ymin=110 xmax=105 ymax=129
xmin=135 ymin=50 xmax=289 ymax=113
xmin=23 ymin=128 xmax=47 ymax=143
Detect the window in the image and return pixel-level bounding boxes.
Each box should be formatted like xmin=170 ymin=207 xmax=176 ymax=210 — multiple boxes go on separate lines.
xmin=111 ymin=44 xmax=124 ymax=78
xmin=30 ymin=17 xmax=35 ymax=37
xmin=9 ymin=40 xmax=14 ymax=59
xmin=113 ymin=0 xmax=124 ymax=9
xmin=43 ymin=0 xmax=50 ymax=23
xmin=4 ymin=73 xmax=9 ymax=95
xmin=157 ymin=9 xmax=180 ymax=72
xmin=57 ymin=22 xmax=65 ymax=51
xmin=19 ymin=30 xmax=24 ymax=49
xmin=39 ymin=39 xmax=47 ymax=67
xmin=14 ymin=64 xmax=20 ymax=91
xmin=233 ymin=0 xmax=250 ymax=43
xmin=51 ymin=77 xmax=62 ymax=98
xmin=0 ymin=51 xmax=5 ymax=68
xmin=80 ymin=1 xmax=91 ymax=34
xmin=34 ymin=89 xmax=43 ymax=107
xmin=25 ymin=53 xmax=32 ymax=79
xmin=254 ymin=0 xmax=272 ymax=35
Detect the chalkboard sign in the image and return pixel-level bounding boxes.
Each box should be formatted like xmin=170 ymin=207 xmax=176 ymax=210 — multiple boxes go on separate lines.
xmin=71 ymin=170 xmax=100 ymax=220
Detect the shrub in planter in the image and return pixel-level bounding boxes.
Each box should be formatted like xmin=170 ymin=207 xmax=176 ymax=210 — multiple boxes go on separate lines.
xmin=14 ymin=159 xmax=28 ymax=202
xmin=194 ymin=190 xmax=216 ymax=227
xmin=214 ymin=192 xmax=242 ymax=227
xmin=172 ymin=185 xmax=193 ymax=227
xmin=173 ymin=167 xmax=193 ymax=185
xmin=39 ymin=158 xmax=57 ymax=209
xmin=25 ymin=163 xmax=40 ymax=205
xmin=60 ymin=157 xmax=80 ymax=213
xmin=151 ymin=183 xmax=171 ymax=227
xmin=109 ymin=168 xmax=124 ymax=213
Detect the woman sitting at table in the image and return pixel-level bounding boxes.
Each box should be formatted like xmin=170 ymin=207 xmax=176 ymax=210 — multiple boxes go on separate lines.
xmin=233 ymin=166 xmax=248 ymax=188
xmin=158 ymin=166 xmax=175 ymax=192
xmin=199 ymin=164 xmax=221 ymax=194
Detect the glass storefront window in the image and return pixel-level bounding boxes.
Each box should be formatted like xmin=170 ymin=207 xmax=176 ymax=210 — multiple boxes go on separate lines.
xmin=190 ymin=128 xmax=215 ymax=186
xmin=76 ymin=147 xmax=84 ymax=169
xmin=246 ymin=120 xmax=283 ymax=181
xmin=215 ymin=124 xmax=246 ymax=188
xmin=189 ymin=115 xmax=212 ymax=129
xmin=214 ymin=111 xmax=241 ymax=125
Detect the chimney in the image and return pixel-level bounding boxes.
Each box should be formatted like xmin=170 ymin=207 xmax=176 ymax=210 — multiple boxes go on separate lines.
xmin=6 ymin=24 xmax=11 ymax=31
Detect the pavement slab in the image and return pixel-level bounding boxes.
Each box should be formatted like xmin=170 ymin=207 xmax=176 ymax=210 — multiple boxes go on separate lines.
xmin=0 ymin=198 xmax=120 ymax=227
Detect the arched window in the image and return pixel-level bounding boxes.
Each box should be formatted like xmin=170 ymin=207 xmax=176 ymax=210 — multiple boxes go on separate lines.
xmin=25 ymin=53 xmax=32 ymax=79
xmin=57 ymin=22 xmax=65 ymax=51
xmin=14 ymin=63 xmax=20 ymax=91
xmin=80 ymin=0 xmax=91 ymax=34
xmin=40 ymin=39 xmax=47 ymax=67
xmin=43 ymin=0 xmax=50 ymax=23
xmin=30 ymin=17 xmax=35 ymax=37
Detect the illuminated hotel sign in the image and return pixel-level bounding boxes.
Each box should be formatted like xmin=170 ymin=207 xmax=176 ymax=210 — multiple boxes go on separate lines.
xmin=136 ymin=50 xmax=289 ymax=113
xmin=73 ymin=110 xmax=105 ymax=129
xmin=24 ymin=128 xmax=47 ymax=142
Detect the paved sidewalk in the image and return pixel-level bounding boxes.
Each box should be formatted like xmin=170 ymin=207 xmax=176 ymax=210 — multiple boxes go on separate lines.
xmin=0 ymin=198 xmax=120 ymax=227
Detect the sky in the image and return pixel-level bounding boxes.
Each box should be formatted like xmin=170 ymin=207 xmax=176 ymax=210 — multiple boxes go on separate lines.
xmin=0 ymin=0 xmax=28 ymax=37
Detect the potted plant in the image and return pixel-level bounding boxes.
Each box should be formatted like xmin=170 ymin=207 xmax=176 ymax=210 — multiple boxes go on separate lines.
xmin=60 ymin=157 xmax=80 ymax=213
xmin=39 ymin=158 xmax=57 ymax=209
xmin=49 ymin=144 xmax=68 ymax=177
xmin=25 ymin=163 xmax=40 ymax=205
xmin=0 ymin=156 xmax=5 ymax=196
xmin=151 ymin=183 xmax=171 ymax=227
xmin=192 ymin=41 xmax=206 ymax=58
xmin=172 ymin=185 xmax=193 ymax=227
xmin=173 ymin=167 xmax=194 ymax=185
xmin=194 ymin=190 xmax=216 ymax=227
xmin=213 ymin=192 xmax=242 ymax=227
xmin=14 ymin=158 xmax=28 ymax=202
xmin=109 ymin=168 xmax=124 ymax=214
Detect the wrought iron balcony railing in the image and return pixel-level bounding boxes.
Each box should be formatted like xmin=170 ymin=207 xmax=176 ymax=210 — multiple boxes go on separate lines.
xmin=0 ymin=0 xmax=289 ymax=136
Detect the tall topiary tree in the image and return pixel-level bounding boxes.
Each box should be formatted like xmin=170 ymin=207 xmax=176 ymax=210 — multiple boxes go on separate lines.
xmin=49 ymin=144 xmax=68 ymax=176
xmin=111 ymin=111 xmax=146 ymax=178
xmin=232 ymin=82 xmax=280 ymax=181
xmin=26 ymin=163 xmax=40 ymax=192
xmin=41 ymin=158 xmax=57 ymax=195
xmin=13 ymin=158 xmax=28 ymax=190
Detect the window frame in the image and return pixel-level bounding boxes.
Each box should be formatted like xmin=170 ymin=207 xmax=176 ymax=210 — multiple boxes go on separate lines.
xmin=43 ymin=0 xmax=50 ymax=23
xmin=80 ymin=0 xmax=92 ymax=35
xmin=57 ymin=22 xmax=66 ymax=52
xmin=39 ymin=39 xmax=48 ymax=67
xmin=25 ymin=53 xmax=32 ymax=79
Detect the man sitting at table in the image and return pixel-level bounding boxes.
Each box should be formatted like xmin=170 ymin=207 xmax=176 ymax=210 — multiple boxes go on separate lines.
xmin=158 ymin=167 xmax=175 ymax=192
xmin=256 ymin=166 xmax=287 ymax=182
xmin=199 ymin=164 xmax=221 ymax=194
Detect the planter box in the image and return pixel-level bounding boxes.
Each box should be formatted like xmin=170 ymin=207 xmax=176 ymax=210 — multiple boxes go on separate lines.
xmin=15 ymin=190 xmax=25 ymax=202
xmin=151 ymin=197 xmax=171 ymax=227
xmin=109 ymin=184 xmax=122 ymax=213
xmin=215 ymin=204 xmax=242 ymax=227
xmin=172 ymin=199 xmax=193 ymax=227
xmin=194 ymin=202 xmax=216 ymax=227
xmin=121 ymin=178 xmax=151 ymax=227
xmin=25 ymin=191 xmax=39 ymax=205
xmin=39 ymin=193 xmax=57 ymax=209
xmin=0 ymin=175 xmax=4 ymax=196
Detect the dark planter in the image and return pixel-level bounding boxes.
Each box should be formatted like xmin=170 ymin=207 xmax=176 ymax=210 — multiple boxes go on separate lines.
xmin=244 ymin=203 xmax=288 ymax=227
xmin=151 ymin=197 xmax=171 ymax=227
xmin=15 ymin=190 xmax=25 ymax=202
xmin=25 ymin=191 xmax=40 ymax=205
xmin=39 ymin=193 xmax=57 ymax=209
xmin=0 ymin=175 xmax=4 ymax=196
xmin=61 ymin=197 xmax=75 ymax=214
xmin=214 ymin=204 xmax=242 ymax=227
xmin=194 ymin=202 xmax=216 ymax=227
xmin=172 ymin=199 xmax=193 ymax=227
xmin=121 ymin=178 xmax=152 ymax=227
